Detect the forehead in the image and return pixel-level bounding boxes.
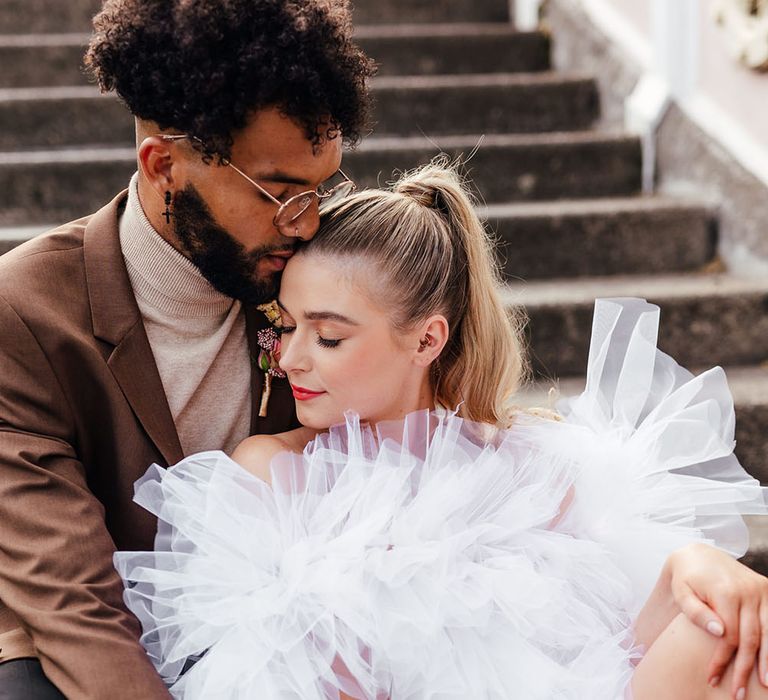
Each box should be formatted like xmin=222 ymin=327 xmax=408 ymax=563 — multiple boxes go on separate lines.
xmin=280 ymin=254 xmax=382 ymax=318
xmin=231 ymin=106 xmax=343 ymax=179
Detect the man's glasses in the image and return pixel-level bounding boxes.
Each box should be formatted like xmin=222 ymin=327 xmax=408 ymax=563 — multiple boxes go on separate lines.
xmin=160 ymin=134 xmax=356 ymax=236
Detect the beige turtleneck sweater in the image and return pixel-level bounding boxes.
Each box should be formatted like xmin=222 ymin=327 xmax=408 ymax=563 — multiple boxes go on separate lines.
xmin=119 ymin=174 xmax=252 ymax=456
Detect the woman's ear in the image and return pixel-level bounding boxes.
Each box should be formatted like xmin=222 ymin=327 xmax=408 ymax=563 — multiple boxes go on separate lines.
xmin=413 ymin=314 xmax=449 ymax=367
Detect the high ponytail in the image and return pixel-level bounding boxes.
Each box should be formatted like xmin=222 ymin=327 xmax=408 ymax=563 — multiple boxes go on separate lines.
xmin=303 ymin=158 xmax=528 ymax=427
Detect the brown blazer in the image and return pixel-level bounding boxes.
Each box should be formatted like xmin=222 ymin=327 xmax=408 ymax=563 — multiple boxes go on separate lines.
xmin=0 ymin=191 xmax=296 ymax=698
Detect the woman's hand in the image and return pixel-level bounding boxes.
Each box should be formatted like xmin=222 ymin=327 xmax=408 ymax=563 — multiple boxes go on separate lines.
xmin=667 ymin=542 xmax=768 ymax=697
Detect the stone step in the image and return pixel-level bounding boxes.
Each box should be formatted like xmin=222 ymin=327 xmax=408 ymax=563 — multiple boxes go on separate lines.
xmin=729 ymin=369 xmax=768 ymax=489
xmin=372 ymin=72 xmax=598 ymax=136
xmin=0 ymin=87 xmax=133 ymax=151
xmin=0 ymin=27 xmax=550 ymax=88
xmin=0 ymin=0 xmax=99 ymax=34
xmin=0 ymin=34 xmax=89 ymax=88
xmin=517 ymin=364 xmax=768 ymax=484
xmin=0 ymin=0 xmax=508 ymax=34
xmin=0 ymin=134 xmax=641 ymax=225
xmin=1 ymin=195 xmax=712 ymax=280
xmin=353 ymin=0 xmax=510 ymax=25
xmin=0 ymin=147 xmax=136 ymax=226
xmin=0 ymin=74 xmax=599 ymax=150
xmin=348 ymin=132 xmax=641 ymax=202
xmin=742 ymin=516 xmax=768 ymax=577
xmin=485 ymin=197 xmax=716 ymax=280
xmin=355 ymin=24 xmax=550 ymax=76
xmin=505 ymin=273 xmax=768 ymax=378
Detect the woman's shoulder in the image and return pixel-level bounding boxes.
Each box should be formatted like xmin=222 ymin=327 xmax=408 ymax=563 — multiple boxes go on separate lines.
xmin=232 ymin=427 xmax=318 ymax=483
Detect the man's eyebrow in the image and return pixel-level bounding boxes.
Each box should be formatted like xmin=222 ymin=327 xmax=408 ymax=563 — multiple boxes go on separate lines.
xmin=252 ymin=170 xmax=312 ymax=187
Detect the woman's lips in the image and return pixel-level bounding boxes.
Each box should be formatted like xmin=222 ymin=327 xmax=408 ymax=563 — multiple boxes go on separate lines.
xmin=291 ymin=385 xmax=325 ymax=401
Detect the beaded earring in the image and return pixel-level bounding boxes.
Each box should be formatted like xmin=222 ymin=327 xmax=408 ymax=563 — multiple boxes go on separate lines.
xmin=163 ymin=191 xmax=173 ymax=224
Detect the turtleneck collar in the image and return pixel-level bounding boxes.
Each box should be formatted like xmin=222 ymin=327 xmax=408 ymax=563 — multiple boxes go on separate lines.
xmin=119 ymin=173 xmax=237 ymax=319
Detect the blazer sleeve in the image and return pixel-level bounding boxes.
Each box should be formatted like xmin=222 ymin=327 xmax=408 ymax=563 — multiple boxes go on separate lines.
xmin=0 ymin=296 xmax=171 ymax=699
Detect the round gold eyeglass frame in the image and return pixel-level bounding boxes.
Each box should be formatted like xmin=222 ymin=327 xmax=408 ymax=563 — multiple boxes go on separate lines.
xmin=160 ymin=134 xmax=356 ymax=236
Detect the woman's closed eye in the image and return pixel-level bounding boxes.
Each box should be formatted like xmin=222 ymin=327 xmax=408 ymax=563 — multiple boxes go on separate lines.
xmin=316 ymin=334 xmax=342 ymax=349
xmin=279 ymin=326 xmax=343 ymax=349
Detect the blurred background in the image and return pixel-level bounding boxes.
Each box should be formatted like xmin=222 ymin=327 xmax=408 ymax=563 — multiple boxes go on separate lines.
xmin=0 ymin=0 xmax=766 ymax=553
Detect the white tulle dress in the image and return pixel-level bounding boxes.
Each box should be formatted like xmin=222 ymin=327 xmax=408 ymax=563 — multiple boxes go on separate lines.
xmin=114 ymin=298 xmax=768 ymax=699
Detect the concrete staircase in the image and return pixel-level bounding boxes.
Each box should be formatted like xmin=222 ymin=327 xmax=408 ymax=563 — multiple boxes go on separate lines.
xmin=1 ymin=0 xmax=767 ymax=559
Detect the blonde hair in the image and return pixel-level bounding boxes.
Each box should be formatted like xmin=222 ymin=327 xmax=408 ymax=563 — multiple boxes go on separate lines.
xmin=303 ymin=160 xmax=528 ymax=427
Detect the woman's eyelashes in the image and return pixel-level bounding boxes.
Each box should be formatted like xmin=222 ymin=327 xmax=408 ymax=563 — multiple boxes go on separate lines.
xmin=316 ymin=335 xmax=342 ymax=349
xmin=279 ymin=326 xmax=343 ymax=349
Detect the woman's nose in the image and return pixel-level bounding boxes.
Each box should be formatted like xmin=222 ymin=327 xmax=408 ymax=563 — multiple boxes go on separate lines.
xmin=277 ymin=332 xmax=308 ymax=373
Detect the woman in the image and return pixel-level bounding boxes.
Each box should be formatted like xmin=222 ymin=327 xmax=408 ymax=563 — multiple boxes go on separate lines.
xmin=116 ymin=162 xmax=768 ymax=700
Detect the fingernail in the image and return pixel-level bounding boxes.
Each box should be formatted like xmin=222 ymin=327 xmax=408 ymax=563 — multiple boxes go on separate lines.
xmin=709 ymin=676 xmax=720 ymax=688
xmin=736 ymin=688 xmax=746 ymax=700
xmin=706 ymin=620 xmax=724 ymax=637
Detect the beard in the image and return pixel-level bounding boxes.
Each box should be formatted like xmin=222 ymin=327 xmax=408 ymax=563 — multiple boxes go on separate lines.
xmin=171 ymin=184 xmax=288 ymax=305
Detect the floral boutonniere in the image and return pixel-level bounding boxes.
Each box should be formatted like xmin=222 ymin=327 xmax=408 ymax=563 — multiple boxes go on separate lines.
xmin=255 ymin=301 xmax=287 ymax=417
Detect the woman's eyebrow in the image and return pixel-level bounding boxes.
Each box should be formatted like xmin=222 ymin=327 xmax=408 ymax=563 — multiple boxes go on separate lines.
xmin=276 ymin=301 xmax=359 ymax=326
xmin=304 ymin=310 xmax=360 ymax=326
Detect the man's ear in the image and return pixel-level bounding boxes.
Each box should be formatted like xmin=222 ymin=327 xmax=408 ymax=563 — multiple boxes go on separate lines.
xmin=137 ymin=136 xmax=183 ymax=199
xmin=413 ymin=314 xmax=449 ymax=367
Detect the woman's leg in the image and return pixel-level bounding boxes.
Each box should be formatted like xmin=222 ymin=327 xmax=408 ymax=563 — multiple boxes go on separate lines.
xmin=632 ymin=613 xmax=768 ymax=700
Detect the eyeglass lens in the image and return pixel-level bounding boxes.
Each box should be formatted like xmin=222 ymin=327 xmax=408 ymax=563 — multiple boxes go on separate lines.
xmin=275 ymin=179 xmax=356 ymax=228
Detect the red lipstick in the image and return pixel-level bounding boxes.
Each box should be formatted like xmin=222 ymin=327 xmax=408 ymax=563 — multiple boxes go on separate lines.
xmin=291 ymin=385 xmax=325 ymax=401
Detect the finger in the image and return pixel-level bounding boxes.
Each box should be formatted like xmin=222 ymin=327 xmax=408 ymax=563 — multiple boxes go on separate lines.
xmin=674 ymin=584 xmax=725 ymax=637
xmin=707 ymin=638 xmax=737 ymax=688
xmin=712 ymin=590 xmax=743 ymax=650
xmin=730 ymin=605 xmax=761 ymax=699
xmin=759 ymin=601 xmax=768 ymax=687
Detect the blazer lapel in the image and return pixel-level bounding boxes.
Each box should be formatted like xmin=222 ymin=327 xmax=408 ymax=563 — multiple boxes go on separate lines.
xmin=83 ymin=191 xmax=184 ymax=466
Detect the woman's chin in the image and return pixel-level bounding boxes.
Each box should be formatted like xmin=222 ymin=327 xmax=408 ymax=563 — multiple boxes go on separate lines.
xmin=295 ymin=403 xmax=372 ymax=432
xmin=294 ymin=405 xmax=338 ymax=431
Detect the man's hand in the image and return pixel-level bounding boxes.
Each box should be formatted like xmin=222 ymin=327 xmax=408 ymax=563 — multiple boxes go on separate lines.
xmin=668 ymin=542 xmax=768 ymax=698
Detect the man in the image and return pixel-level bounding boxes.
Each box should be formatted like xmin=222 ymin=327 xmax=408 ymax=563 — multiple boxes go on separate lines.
xmin=0 ymin=0 xmax=373 ymax=697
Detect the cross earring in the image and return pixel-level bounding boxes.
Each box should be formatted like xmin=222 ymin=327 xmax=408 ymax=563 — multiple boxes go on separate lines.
xmin=163 ymin=191 xmax=173 ymax=224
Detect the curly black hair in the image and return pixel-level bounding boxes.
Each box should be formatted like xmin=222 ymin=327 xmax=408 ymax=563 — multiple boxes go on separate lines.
xmin=85 ymin=0 xmax=375 ymax=161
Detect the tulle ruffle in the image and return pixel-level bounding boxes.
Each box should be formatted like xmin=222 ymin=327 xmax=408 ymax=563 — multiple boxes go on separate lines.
xmin=544 ymin=298 xmax=765 ymax=610
xmin=114 ymin=298 xmax=768 ymax=699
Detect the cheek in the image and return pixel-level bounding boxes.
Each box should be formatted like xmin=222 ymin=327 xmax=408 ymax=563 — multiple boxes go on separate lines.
xmin=293 ymin=341 xmax=413 ymax=430
xmin=226 ymin=210 xmax=276 ymax=248
xmin=205 ymin=191 xmax=278 ymax=248
xmin=324 ymin=339 xmax=410 ymax=412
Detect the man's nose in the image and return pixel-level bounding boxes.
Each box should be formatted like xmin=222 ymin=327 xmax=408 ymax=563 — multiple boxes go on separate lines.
xmin=292 ymin=204 xmax=321 ymax=241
